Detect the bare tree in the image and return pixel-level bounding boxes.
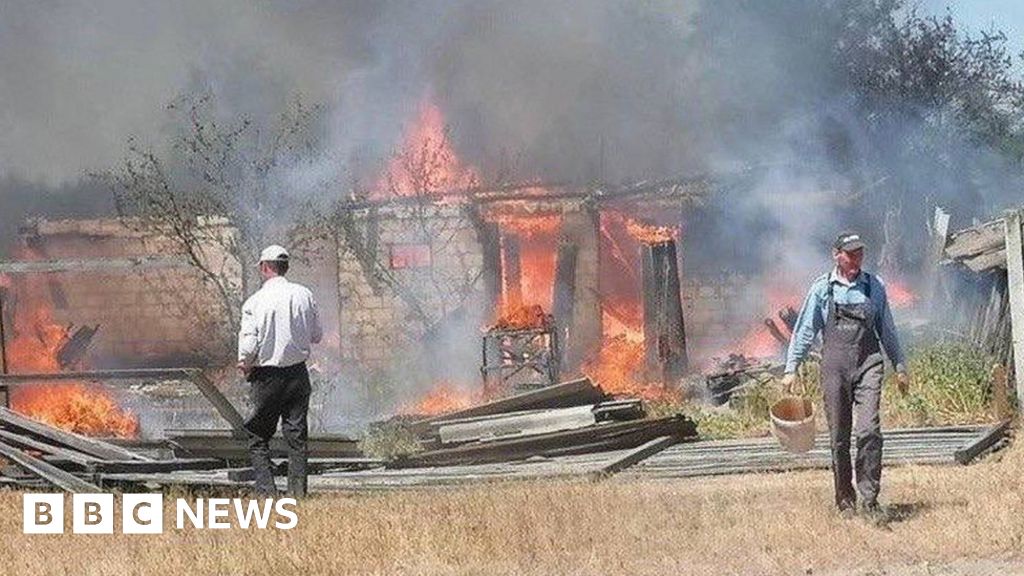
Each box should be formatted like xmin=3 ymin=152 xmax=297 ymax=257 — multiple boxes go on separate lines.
xmin=96 ymin=91 xmax=329 ymax=333
xmin=331 ymin=119 xmax=489 ymax=339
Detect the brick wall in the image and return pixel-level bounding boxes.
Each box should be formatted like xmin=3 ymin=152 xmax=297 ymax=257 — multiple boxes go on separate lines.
xmin=9 ymin=218 xmax=234 ymax=368
xmin=336 ymin=204 xmax=485 ymax=370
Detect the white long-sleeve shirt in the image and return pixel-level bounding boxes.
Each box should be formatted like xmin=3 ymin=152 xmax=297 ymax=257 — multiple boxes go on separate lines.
xmin=238 ymin=276 xmax=323 ymax=368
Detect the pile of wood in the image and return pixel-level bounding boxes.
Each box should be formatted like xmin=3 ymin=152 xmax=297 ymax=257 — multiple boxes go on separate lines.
xmin=396 ymin=378 xmax=699 ymax=469
xmin=0 ymin=405 xmax=380 ymax=492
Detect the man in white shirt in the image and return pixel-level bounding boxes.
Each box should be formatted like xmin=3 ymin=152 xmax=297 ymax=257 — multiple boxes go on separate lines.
xmin=238 ymin=244 xmax=322 ymax=497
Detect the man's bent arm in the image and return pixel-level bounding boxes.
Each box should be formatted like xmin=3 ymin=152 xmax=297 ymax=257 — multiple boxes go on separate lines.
xmin=785 ymin=283 xmax=825 ymax=374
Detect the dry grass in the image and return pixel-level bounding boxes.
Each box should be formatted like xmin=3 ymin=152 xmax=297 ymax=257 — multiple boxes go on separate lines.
xmin=1 ymin=433 xmax=1023 ymax=576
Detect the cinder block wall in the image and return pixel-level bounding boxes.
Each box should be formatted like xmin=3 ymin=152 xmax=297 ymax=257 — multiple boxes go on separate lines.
xmin=11 ymin=219 xmax=233 ymax=368
xmin=336 ymin=204 xmax=485 ymax=370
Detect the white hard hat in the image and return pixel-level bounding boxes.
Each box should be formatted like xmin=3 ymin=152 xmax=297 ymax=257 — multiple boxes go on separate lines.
xmin=259 ymin=245 xmax=290 ymax=263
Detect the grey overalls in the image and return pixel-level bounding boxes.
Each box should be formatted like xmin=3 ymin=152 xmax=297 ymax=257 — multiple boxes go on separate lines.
xmin=821 ymin=274 xmax=885 ymax=509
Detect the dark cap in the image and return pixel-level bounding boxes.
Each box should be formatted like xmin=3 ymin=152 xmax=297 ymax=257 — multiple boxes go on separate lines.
xmin=833 ymin=232 xmax=865 ymax=252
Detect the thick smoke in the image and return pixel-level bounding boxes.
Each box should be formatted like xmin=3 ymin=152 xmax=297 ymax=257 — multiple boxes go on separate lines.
xmin=4 ymin=1 xmax=1020 ymax=269
xmin=2 ymin=2 xmax=1023 ymax=418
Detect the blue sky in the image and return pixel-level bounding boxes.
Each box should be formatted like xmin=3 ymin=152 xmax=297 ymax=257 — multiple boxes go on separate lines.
xmin=919 ymin=0 xmax=1024 ymax=55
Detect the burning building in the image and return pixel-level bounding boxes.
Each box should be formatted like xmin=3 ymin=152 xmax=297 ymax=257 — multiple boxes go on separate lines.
xmin=0 ymin=102 xmax=780 ymax=429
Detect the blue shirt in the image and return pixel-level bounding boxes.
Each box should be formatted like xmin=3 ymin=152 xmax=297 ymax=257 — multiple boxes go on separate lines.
xmin=784 ymin=268 xmax=906 ymax=374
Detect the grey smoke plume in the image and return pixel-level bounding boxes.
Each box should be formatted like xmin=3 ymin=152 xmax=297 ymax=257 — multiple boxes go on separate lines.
xmin=2 ymin=1 xmax=1022 ymax=286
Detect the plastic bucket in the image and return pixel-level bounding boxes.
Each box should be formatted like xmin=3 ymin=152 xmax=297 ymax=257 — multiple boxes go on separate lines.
xmin=770 ymin=396 xmax=816 ymax=453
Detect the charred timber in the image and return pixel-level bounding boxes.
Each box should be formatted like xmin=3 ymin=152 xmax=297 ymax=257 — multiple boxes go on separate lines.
xmin=641 ymin=240 xmax=689 ymax=382
xmin=0 ymin=256 xmax=191 ymax=274
xmin=552 ymin=241 xmax=578 ymax=370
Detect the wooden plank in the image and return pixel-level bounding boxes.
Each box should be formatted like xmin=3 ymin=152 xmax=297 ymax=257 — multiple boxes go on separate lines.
xmin=393 ymin=415 xmax=698 ymax=469
xmin=227 ymin=458 xmax=384 ymax=481
xmin=95 ymin=472 xmax=246 ymax=489
xmin=0 ymin=428 xmax=99 ymax=467
xmin=1003 ymin=208 xmax=1024 ymax=409
xmin=0 ymin=407 xmax=149 ymax=461
xmin=438 ymin=404 xmax=596 ymax=445
xmin=0 ymin=368 xmax=197 ymax=384
xmin=954 ymin=419 xmax=1012 ymax=465
xmin=0 ymin=439 xmax=100 ymax=493
xmin=501 ymin=233 xmax=522 ymax=306
xmin=641 ymin=240 xmax=688 ymax=380
xmin=0 ymin=255 xmax=191 ymax=274
xmin=187 ymin=371 xmax=246 ymax=433
xmin=46 ymin=458 xmax=228 ymax=474
xmin=593 ymin=435 xmax=679 ymax=477
xmin=166 ymin=430 xmax=360 ymax=460
xmin=962 ymin=249 xmax=1006 ymax=272
xmin=408 ymin=378 xmax=607 ymax=436
xmin=945 ymin=218 xmax=1006 ymax=259
xmin=552 ymin=241 xmax=578 ymax=371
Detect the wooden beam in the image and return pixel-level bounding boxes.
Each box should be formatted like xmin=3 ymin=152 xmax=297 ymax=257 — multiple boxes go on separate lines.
xmin=188 ymin=371 xmax=246 ymax=433
xmin=1003 ymin=208 xmax=1024 ymax=409
xmin=592 ymin=435 xmax=679 ymax=478
xmin=0 ymin=368 xmax=198 ymax=384
xmin=0 ymin=439 xmax=100 ymax=493
xmin=0 ymin=255 xmax=190 ymax=274
xmin=408 ymin=378 xmax=608 ymax=436
xmin=501 ymin=233 xmax=522 ymax=306
xmin=953 ymin=419 xmax=1012 ymax=465
xmin=946 ymin=218 xmax=1006 ymax=260
xmin=226 ymin=458 xmax=384 ymax=481
xmin=393 ymin=415 xmax=698 ymax=469
xmin=438 ymin=404 xmax=597 ymax=445
xmin=641 ymin=240 xmax=689 ymax=381
xmin=961 ymin=249 xmax=1006 ymax=273
xmin=0 ymin=428 xmax=99 ymax=467
xmin=46 ymin=458 xmax=228 ymax=474
xmin=478 ymin=221 xmax=503 ymax=314
xmin=0 ymin=407 xmax=149 ymax=461
xmin=165 ymin=429 xmax=360 ymax=460
xmin=552 ymin=241 xmax=578 ymax=372
xmin=560 ymin=207 xmax=602 ymax=371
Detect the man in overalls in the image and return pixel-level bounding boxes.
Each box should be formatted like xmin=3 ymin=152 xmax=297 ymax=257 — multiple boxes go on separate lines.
xmin=781 ymin=232 xmax=909 ymax=520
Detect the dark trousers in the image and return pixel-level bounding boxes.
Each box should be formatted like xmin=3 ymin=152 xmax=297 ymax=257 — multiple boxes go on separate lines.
xmin=244 ymin=362 xmax=311 ymax=497
xmin=821 ymin=355 xmax=884 ymax=508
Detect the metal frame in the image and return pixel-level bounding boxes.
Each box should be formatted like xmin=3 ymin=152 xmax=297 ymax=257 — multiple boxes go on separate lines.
xmin=481 ymin=326 xmax=560 ymax=393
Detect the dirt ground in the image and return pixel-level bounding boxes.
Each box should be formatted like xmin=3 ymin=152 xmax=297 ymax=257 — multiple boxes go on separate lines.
xmin=0 ymin=435 xmax=1021 ymax=576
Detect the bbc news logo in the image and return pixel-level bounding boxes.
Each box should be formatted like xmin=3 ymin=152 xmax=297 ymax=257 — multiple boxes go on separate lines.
xmin=23 ymin=494 xmax=298 ymax=534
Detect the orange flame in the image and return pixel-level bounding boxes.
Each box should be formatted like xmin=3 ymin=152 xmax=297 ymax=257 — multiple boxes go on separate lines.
xmin=885 ymin=279 xmax=917 ymax=309
xmin=625 ymin=218 xmax=678 ymax=245
xmin=377 ymin=99 xmax=479 ymax=198
xmin=2 ymin=257 xmax=139 ymax=438
xmin=491 ymin=303 xmax=550 ymax=331
xmin=581 ymin=334 xmax=672 ymax=401
xmin=485 ymin=211 xmax=562 ymax=238
xmin=402 ymin=383 xmax=480 ymax=416
xmin=13 ymin=383 xmax=139 ymax=438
